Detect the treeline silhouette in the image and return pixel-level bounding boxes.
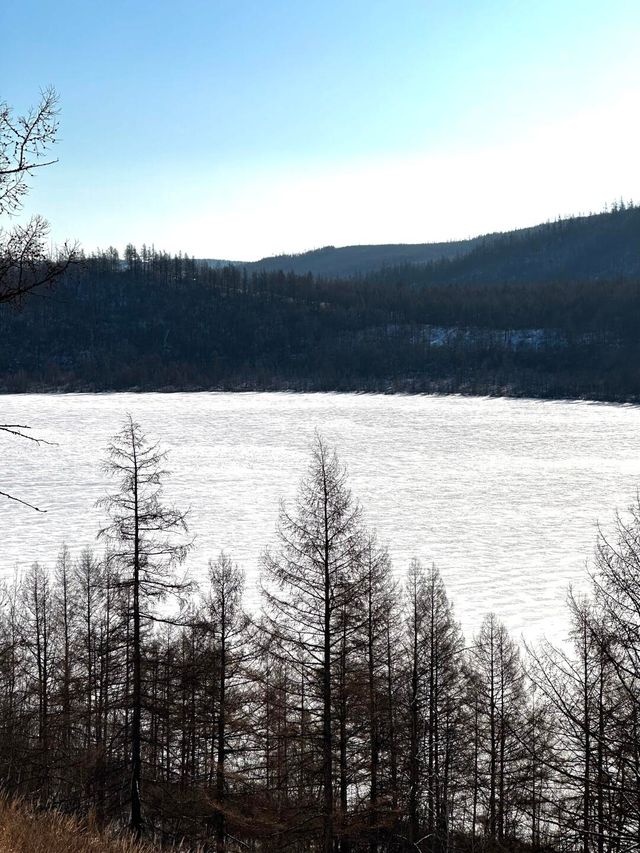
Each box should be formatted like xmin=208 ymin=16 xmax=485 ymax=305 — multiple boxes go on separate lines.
xmin=1 ymin=421 xmax=638 ymax=852
xmin=2 ymin=234 xmax=640 ymax=399
xmin=367 ymin=203 xmax=640 ymax=288
xmin=207 ymin=203 xmax=640 ymax=282
xmin=207 ymin=236 xmax=481 ymax=278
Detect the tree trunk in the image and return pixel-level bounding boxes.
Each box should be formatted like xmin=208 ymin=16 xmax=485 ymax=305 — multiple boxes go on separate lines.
xmin=215 ymin=599 xmax=227 ymax=853
xmin=322 ymin=475 xmax=334 ymax=853
xmin=130 ymin=449 xmax=142 ymax=839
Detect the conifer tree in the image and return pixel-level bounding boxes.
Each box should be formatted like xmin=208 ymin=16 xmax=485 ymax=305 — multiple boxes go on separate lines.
xmin=261 ymin=434 xmax=365 ymax=853
xmin=470 ymin=614 xmax=526 ymax=843
xmin=98 ymin=415 xmax=191 ymax=838
xmin=203 ymin=552 xmax=250 ymax=853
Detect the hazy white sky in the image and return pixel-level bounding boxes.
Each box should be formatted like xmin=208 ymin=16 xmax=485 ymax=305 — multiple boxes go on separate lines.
xmin=3 ymin=0 xmax=640 ymax=259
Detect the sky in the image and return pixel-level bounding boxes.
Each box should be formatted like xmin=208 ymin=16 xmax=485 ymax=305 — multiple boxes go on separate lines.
xmin=3 ymin=0 xmax=640 ymax=260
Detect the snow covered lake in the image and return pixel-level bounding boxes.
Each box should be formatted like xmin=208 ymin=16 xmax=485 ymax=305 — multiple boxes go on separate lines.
xmin=2 ymin=391 xmax=640 ymax=643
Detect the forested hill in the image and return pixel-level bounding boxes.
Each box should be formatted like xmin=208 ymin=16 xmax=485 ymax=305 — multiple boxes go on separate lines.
xmin=203 ymin=236 xmax=481 ymax=277
xmin=3 ymin=235 xmax=640 ymax=401
xmin=204 ymin=203 xmax=640 ymax=281
xmin=380 ymin=203 xmax=640 ymax=286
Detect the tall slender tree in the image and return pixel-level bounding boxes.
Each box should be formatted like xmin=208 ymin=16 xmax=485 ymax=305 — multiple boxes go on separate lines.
xmin=98 ymin=415 xmax=191 ymax=838
xmin=203 ymin=552 xmax=250 ymax=853
xmin=469 ymin=613 xmax=526 ymax=844
xmin=261 ymin=434 xmax=365 ymax=853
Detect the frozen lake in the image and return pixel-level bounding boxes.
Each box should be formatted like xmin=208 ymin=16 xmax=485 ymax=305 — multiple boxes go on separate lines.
xmin=2 ymin=392 xmax=640 ymax=642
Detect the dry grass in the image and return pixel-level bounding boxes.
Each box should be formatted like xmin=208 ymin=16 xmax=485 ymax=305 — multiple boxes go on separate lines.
xmin=0 ymin=795 xmax=160 ymax=853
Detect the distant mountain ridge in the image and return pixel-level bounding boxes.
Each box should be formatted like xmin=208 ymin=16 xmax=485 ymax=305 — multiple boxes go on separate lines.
xmin=407 ymin=205 xmax=640 ymax=286
xmin=202 ymin=204 xmax=640 ymax=282
xmin=203 ymin=237 xmax=482 ymax=277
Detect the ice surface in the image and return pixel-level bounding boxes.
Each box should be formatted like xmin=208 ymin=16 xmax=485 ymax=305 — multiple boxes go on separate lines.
xmin=2 ymin=392 xmax=639 ymax=644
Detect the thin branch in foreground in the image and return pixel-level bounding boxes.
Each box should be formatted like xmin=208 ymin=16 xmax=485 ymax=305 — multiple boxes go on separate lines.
xmin=0 ymin=424 xmax=57 ymax=445
xmin=0 ymin=489 xmax=46 ymax=512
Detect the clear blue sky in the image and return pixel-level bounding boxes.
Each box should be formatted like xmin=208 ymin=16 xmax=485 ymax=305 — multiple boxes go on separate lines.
xmin=3 ymin=0 xmax=640 ymax=258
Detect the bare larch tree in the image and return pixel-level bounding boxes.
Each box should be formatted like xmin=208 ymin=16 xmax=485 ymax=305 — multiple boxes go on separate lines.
xmin=98 ymin=415 xmax=191 ymax=839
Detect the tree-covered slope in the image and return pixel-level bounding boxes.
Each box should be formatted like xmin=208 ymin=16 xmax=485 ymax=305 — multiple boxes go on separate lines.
xmin=3 ymin=242 xmax=640 ymax=401
xmin=203 ymin=203 xmax=640 ymax=281
xmin=204 ymin=236 xmax=481 ymax=277
xmin=393 ymin=204 xmax=640 ymax=286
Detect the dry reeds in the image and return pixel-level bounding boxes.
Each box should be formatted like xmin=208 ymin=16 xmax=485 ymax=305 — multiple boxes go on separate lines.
xmin=0 ymin=795 xmax=159 ymax=853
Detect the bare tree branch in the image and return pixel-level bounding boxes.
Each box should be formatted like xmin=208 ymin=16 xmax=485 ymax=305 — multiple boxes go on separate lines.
xmin=0 ymin=489 xmax=46 ymax=512
xmin=0 ymin=88 xmax=79 ymax=305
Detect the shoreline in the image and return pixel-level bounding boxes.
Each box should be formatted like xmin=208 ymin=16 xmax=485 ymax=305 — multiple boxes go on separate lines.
xmin=1 ymin=381 xmax=639 ymax=407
